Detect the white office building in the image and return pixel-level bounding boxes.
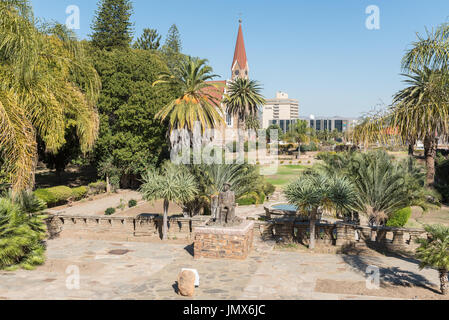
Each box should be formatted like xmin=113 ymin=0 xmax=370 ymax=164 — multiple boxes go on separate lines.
xmin=261 ymin=92 xmax=300 ymax=133
xmin=300 ymin=116 xmax=359 ymax=133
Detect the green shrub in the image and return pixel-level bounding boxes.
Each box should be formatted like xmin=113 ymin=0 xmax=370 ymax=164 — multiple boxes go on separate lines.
xmin=34 ymin=186 xmax=73 ymax=207
xmin=258 ymin=192 xmax=266 ymax=204
xmin=263 ymin=182 xmax=276 ymax=197
xmin=105 ymin=207 xmax=116 ymax=216
xmin=237 ymin=192 xmax=259 ymax=206
xmin=71 ymin=186 xmax=88 ymax=201
xmin=0 ymin=197 xmax=47 ymax=270
xmin=386 ymin=207 xmax=412 ymax=227
xmin=128 ymin=199 xmax=138 ymax=208
xmin=88 ymin=180 xmax=107 ymax=195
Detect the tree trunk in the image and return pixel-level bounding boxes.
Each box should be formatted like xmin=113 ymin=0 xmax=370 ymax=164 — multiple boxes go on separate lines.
xmin=162 ymin=199 xmax=169 ymax=241
xmin=106 ymin=175 xmax=111 ymax=194
xmin=440 ymin=269 xmax=448 ymax=295
xmin=423 ymin=135 xmax=437 ymax=186
xmin=408 ymin=143 xmax=414 ymax=156
xmin=237 ymin=118 xmax=245 ymax=164
xmin=309 ymin=210 xmax=317 ymax=250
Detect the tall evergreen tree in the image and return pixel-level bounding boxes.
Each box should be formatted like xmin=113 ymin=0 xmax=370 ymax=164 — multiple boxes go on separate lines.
xmin=163 ymin=24 xmax=182 ymax=53
xmin=133 ymin=28 xmax=161 ymax=50
xmin=90 ymin=0 xmax=134 ymax=50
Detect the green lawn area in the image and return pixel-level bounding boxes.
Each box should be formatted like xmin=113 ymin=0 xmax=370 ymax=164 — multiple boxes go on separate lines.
xmin=263 ymin=164 xmax=311 ymax=188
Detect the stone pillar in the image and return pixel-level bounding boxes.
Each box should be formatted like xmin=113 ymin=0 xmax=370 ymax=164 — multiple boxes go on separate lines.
xmin=335 ymin=223 xmax=347 ymax=246
xmin=390 ymin=229 xmax=405 ymax=251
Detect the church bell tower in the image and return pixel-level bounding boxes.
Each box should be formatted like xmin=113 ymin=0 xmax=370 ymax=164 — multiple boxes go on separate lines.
xmin=231 ymin=19 xmax=249 ymax=80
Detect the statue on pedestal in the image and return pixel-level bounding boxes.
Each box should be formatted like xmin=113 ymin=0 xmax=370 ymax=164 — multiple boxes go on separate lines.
xmin=210 ymin=183 xmax=241 ymax=226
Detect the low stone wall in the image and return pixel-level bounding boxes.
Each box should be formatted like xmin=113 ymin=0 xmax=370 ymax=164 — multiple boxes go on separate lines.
xmin=45 ymin=214 xmax=209 ymax=242
xmin=252 ymin=218 xmax=428 ymax=253
xmin=193 ymin=221 xmax=255 ymax=260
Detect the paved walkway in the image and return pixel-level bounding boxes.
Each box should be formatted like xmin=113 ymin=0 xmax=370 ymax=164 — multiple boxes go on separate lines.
xmin=0 ymin=239 xmax=444 ymax=300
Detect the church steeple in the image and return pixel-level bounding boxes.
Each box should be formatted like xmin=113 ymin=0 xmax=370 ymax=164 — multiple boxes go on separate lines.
xmin=231 ymin=20 xmax=249 ymax=80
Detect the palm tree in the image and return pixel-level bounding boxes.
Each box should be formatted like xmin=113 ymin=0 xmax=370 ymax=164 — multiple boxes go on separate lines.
xmin=185 ymin=163 xmax=262 ymax=216
xmin=223 ymin=78 xmax=265 ymax=160
xmin=0 ymin=0 xmax=101 ymax=192
xmin=284 ymin=172 xmax=359 ymax=249
xmin=0 ymin=191 xmax=47 ymax=270
xmin=416 ymin=224 xmax=449 ymax=295
xmin=139 ymin=162 xmax=198 ymax=240
xmin=318 ymin=150 xmax=440 ymax=225
xmin=153 ymin=57 xmax=225 ymax=141
xmin=283 ymin=120 xmax=311 ymax=157
xmin=391 ymin=68 xmax=449 ymax=185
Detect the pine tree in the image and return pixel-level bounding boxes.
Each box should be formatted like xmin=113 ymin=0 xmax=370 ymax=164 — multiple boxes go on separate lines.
xmin=163 ymin=24 xmax=182 ymax=53
xmin=133 ymin=28 xmax=161 ymax=50
xmin=90 ymin=0 xmax=134 ymax=50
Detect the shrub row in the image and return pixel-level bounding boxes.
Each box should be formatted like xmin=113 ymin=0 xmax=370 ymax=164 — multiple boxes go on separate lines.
xmin=386 ymin=207 xmax=412 ymax=228
xmin=35 ymin=181 xmax=107 ymax=207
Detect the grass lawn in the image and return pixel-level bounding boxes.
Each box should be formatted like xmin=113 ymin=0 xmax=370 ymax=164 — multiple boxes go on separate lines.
xmin=263 ymin=164 xmax=311 ymax=188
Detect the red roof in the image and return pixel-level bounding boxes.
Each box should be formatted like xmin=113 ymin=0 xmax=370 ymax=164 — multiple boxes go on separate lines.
xmin=232 ymin=22 xmax=247 ymax=70
xmin=203 ymin=81 xmax=226 ymax=105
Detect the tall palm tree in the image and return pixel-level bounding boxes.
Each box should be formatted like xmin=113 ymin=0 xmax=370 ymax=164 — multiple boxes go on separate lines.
xmin=416 ymin=224 xmax=449 ymax=295
xmin=223 ymin=78 xmax=265 ymax=160
xmin=139 ymin=162 xmax=198 ymax=240
xmin=391 ymin=68 xmax=449 ymax=185
xmin=284 ymin=172 xmax=359 ymax=249
xmin=153 ymin=57 xmax=225 ymax=141
xmin=0 ymin=0 xmax=101 ymax=192
xmin=283 ymin=120 xmax=311 ymax=157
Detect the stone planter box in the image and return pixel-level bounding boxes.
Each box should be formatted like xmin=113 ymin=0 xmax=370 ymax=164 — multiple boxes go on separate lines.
xmin=193 ymin=220 xmax=255 ymax=260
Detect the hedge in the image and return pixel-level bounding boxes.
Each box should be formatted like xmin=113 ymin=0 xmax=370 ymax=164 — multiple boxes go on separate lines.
xmin=88 ymin=181 xmax=107 ymax=195
xmin=386 ymin=207 xmax=412 ymax=228
xmin=35 ymin=186 xmax=73 ymax=207
xmin=72 ymin=186 xmax=88 ymax=201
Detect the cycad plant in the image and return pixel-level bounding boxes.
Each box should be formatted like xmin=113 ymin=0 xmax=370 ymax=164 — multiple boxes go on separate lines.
xmin=139 ymin=162 xmax=198 ymax=240
xmin=0 ymin=0 xmax=100 ymax=192
xmin=416 ymin=224 xmax=449 ymax=295
xmin=318 ymin=150 xmax=440 ymax=225
xmin=284 ymin=172 xmax=359 ymax=249
xmin=0 ymin=191 xmax=47 ymax=270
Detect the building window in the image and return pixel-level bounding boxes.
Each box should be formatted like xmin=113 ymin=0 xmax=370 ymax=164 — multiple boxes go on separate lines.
xmin=316 ymin=120 xmax=321 ymax=131
xmin=226 ymin=113 xmax=233 ymax=127
xmin=335 ymin=120 xmax=343 ymax=132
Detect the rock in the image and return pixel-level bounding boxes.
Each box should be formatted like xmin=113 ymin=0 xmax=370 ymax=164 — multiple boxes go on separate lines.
xmin=177 ymin=270 xmax=195 ymax=297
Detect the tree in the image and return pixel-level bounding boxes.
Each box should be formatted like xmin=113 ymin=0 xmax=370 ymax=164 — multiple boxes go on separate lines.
xmin=90 ymin=0 xmax=134 ymax=50
xmin=0 ymin=1 xmax=100 ymax=192
xmin=266 ymin=124 xmax=283 ymax=143
xmin=0 ymin=191 xmax=47 ymax=270
xmin=153 ymin=57 xmax=225 ymax=139
xmin=318 ymin=150 xmax=440 ymax=225
xmin=139 ymin=162 xmax=198 ymax=240
xmin=285 ymin=172 xmax=359 ymax=249
xmin=185 ymin=163 xmax=263 ymax=216
xmin=391 ymin=68 xmax=449 ymax=185
xmin=283 ymin=120 xmax=311 ymax=156
xmin=224 ymin=78 xmax=265 ymax=161
xmin=416 ymin=224 xmax=449 ymax=295
xmin=163 ymin=24 xmax=182 ymax=53
xmin=245 ymin=114 xmax=260 ymax=131
xmin=133 ymin=28 xmax=161 ymax=50
xmin=89 ymin=47 xmax=176 ymax=188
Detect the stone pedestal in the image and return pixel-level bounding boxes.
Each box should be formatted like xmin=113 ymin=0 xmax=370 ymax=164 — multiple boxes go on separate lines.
xmin=193 ymin=220 xmax=254 ymax=260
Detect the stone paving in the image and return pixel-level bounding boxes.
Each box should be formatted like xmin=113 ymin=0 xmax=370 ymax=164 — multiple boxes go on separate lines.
xmin=0 ymin=238 xmax=444 ymax=300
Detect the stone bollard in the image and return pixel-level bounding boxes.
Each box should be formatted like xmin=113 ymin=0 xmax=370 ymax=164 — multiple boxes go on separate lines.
xmin=177 ymin=270 xmax=196 ymax=297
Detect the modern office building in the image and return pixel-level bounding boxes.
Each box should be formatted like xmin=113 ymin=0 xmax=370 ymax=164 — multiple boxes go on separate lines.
xmin=300 ymin=116 xmax=359 ymax=133
xmin=261 ymin=92 xmax=300 ymax=134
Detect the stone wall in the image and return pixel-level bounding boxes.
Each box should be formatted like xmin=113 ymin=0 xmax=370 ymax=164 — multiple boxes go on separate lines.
xmin=45 ymin=214 xmax=209 ymax=242
xmin=252 ymin=218 xmax=428 ymax=253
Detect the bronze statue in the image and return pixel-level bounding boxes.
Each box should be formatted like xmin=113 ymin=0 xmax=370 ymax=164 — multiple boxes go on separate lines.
xmin=216 ymin=183 xmax=237 ymax=225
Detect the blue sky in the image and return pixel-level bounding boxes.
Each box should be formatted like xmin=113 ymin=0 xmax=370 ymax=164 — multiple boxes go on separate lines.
xmin=31 ymin=0 xmax=449 ymax=117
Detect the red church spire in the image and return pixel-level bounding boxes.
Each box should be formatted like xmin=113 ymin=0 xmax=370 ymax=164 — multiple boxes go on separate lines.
xmin=231 ymin=19 xmax=248 ymax=76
